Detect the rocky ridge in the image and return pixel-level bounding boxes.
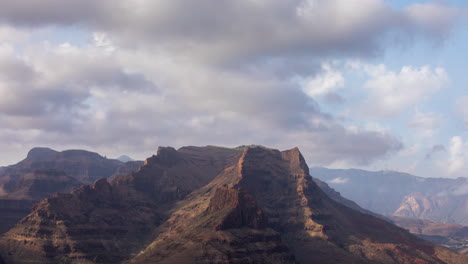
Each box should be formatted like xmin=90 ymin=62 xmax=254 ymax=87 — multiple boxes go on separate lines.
xmin=0 ymin=146 xmax=466 ymax=263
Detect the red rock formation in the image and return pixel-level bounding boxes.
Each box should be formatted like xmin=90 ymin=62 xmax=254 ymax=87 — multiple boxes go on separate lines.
xmin=0 ymin=146 xmax=466 ymax=264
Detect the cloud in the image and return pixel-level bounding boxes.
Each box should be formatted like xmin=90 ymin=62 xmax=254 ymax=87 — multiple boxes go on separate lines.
xmin=329 ymin=177 xmax=349 ymax=184
xmin=360 ymin=65 xmax=448 ymax=118
xmin=0 ymin=0 xmax=461 ymax=167
xmin=0 ymin=35 xmax=404 ymax=166
xmin=425 ymin=144 xmax=446 ymax=160
xmin=0 ymin=0 xmax=462 ymax=65
xmin=435 ymin=136 xmax=467 ymax=178
xmin=300 ymin=63 xmax=344 ymax=97
xmin=409 ymin=111 xmax=442 ymax=137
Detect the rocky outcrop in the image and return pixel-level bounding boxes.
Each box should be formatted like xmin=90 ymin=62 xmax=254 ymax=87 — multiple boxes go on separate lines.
xmin=205 ymin=185 xmax=268 ymax=230
xmin=394 ymin=192 xmax=468 ymax=225
xmin=0 ymin=146 xmax=466 ymax=264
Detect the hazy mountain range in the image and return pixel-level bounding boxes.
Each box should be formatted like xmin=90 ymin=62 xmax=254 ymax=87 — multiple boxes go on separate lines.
xmin=310 ymin=167 xmax=468 ymax=225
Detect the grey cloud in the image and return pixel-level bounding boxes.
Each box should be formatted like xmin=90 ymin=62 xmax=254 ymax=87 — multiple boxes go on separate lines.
xmin=0 ymin=0 xmax=423 ymax=166
xmin=425 ymin=144 xmax=446 ymax=160
xmin=324 ymin=92 xmax=345 ymax=104
xmin=0 ymin=1 xmax=463 ymax=65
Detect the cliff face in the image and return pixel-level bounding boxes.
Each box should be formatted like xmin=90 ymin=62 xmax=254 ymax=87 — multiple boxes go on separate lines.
xmin=0 ymin=146 xmax=467 ymax=264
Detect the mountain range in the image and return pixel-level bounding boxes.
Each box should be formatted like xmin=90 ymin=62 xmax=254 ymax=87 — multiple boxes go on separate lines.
xmin=310 ymin=167 xmax=468 ymax=225
xmin=0 ymin=148 xmax=144 ymax=233
xmin=0 ymin=146 xmax=466 ymax=263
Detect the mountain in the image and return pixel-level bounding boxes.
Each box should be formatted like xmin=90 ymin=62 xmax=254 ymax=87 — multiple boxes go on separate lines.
xmin=0 ymin=148 xmax=144 ymax=234
xmin=1 ymin=147 xmax=124 ymax=183
xmin=394 ymin=192 xmax=468 ymax=225
xmin=389 ymin=216 xmax=468 ymax=255
xmin=312 ymin=178 xmax=376 ymax=216
xmin=310 ymin=167 xmax=468 ymax=225
xmin=310 ymin=177 xmax=468 ymax=255
xmin=117 ymin=155 xmax=135 ymax=163
xmin=0 ymin=146 xmax=466 ymax=263
xmin=1 ymin=168 xmax=82 ymax=200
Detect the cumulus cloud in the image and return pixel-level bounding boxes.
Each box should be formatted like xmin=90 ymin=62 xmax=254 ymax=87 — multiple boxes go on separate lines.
xmin=0 ymin=35 xmax=403 ymax=166
xmin=0 ymin=0 xmax=462 ymax=166
xmin=361 ymin=65 xmax=448 ymax=118
xmin=300 ymin=63 xmax=344 ymax=97
xmin=435 ymin=136 xmax=468 ymax=177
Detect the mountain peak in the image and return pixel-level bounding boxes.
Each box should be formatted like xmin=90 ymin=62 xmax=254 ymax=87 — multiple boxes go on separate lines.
xmin=26 ymin=147 xmax=58 ymax=161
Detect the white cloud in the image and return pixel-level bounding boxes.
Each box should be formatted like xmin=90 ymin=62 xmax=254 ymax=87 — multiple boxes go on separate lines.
xmin=409 ymin=111 xmax=442 ymax=137
xmin=329 ymin=177 xmax=349 ymax=184
xmin=301 ymin=63 xmax=344 ymax=97
xmin=361 ymin=65 xmax=448 ymax=118
xmin=436 ymin=136 xmax=467 ymax=177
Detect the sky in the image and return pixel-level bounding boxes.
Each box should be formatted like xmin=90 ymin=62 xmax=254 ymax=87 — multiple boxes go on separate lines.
xmin=0 ymin=0 xmax=467 ymax=178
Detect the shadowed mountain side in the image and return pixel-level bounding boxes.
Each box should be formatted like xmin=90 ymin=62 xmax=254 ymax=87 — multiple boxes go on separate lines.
xmin=0 ymin=146 xmax=243 ymax=264
xmin=312 ymin=178 xmax=378 ymax=217
xmin=0 ymin=146 xmax=466 ymax=264
xmin=0 ymin=147 xmax=124 ymax=184
xmin=0 ymin=169 xmax=82 ymax=234
xmin=0 ymin=149 xmax=146 ymax=235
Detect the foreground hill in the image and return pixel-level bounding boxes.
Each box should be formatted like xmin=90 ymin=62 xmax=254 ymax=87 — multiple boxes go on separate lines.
xmin=310 ymin=167 xmax=468 ymax=225
xmin=0 ymin=146 xmax=466 ymax=263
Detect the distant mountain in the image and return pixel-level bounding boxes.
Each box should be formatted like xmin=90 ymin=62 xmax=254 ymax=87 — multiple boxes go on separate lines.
xmin=2 ymin=168 xmax=82 ymax=200
xmin=310 ymin=177 xmax=468 ymax=255
xmin=310 ymin=167 xmax=468 ymax=225
xmin=389 ymin=216 xmax=468 ymax=255
xmin=1 ymin=147 xmax=124 ymax=183
xmin=312 ymin=178 xmax=377 ymax=217
xmin=0 ymin=147 xmax=143 ymax=234
xmin=117 ymin=155 xmax=135 ymax=162
xmin=0 ymin=146 xmax=466 ymax=263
